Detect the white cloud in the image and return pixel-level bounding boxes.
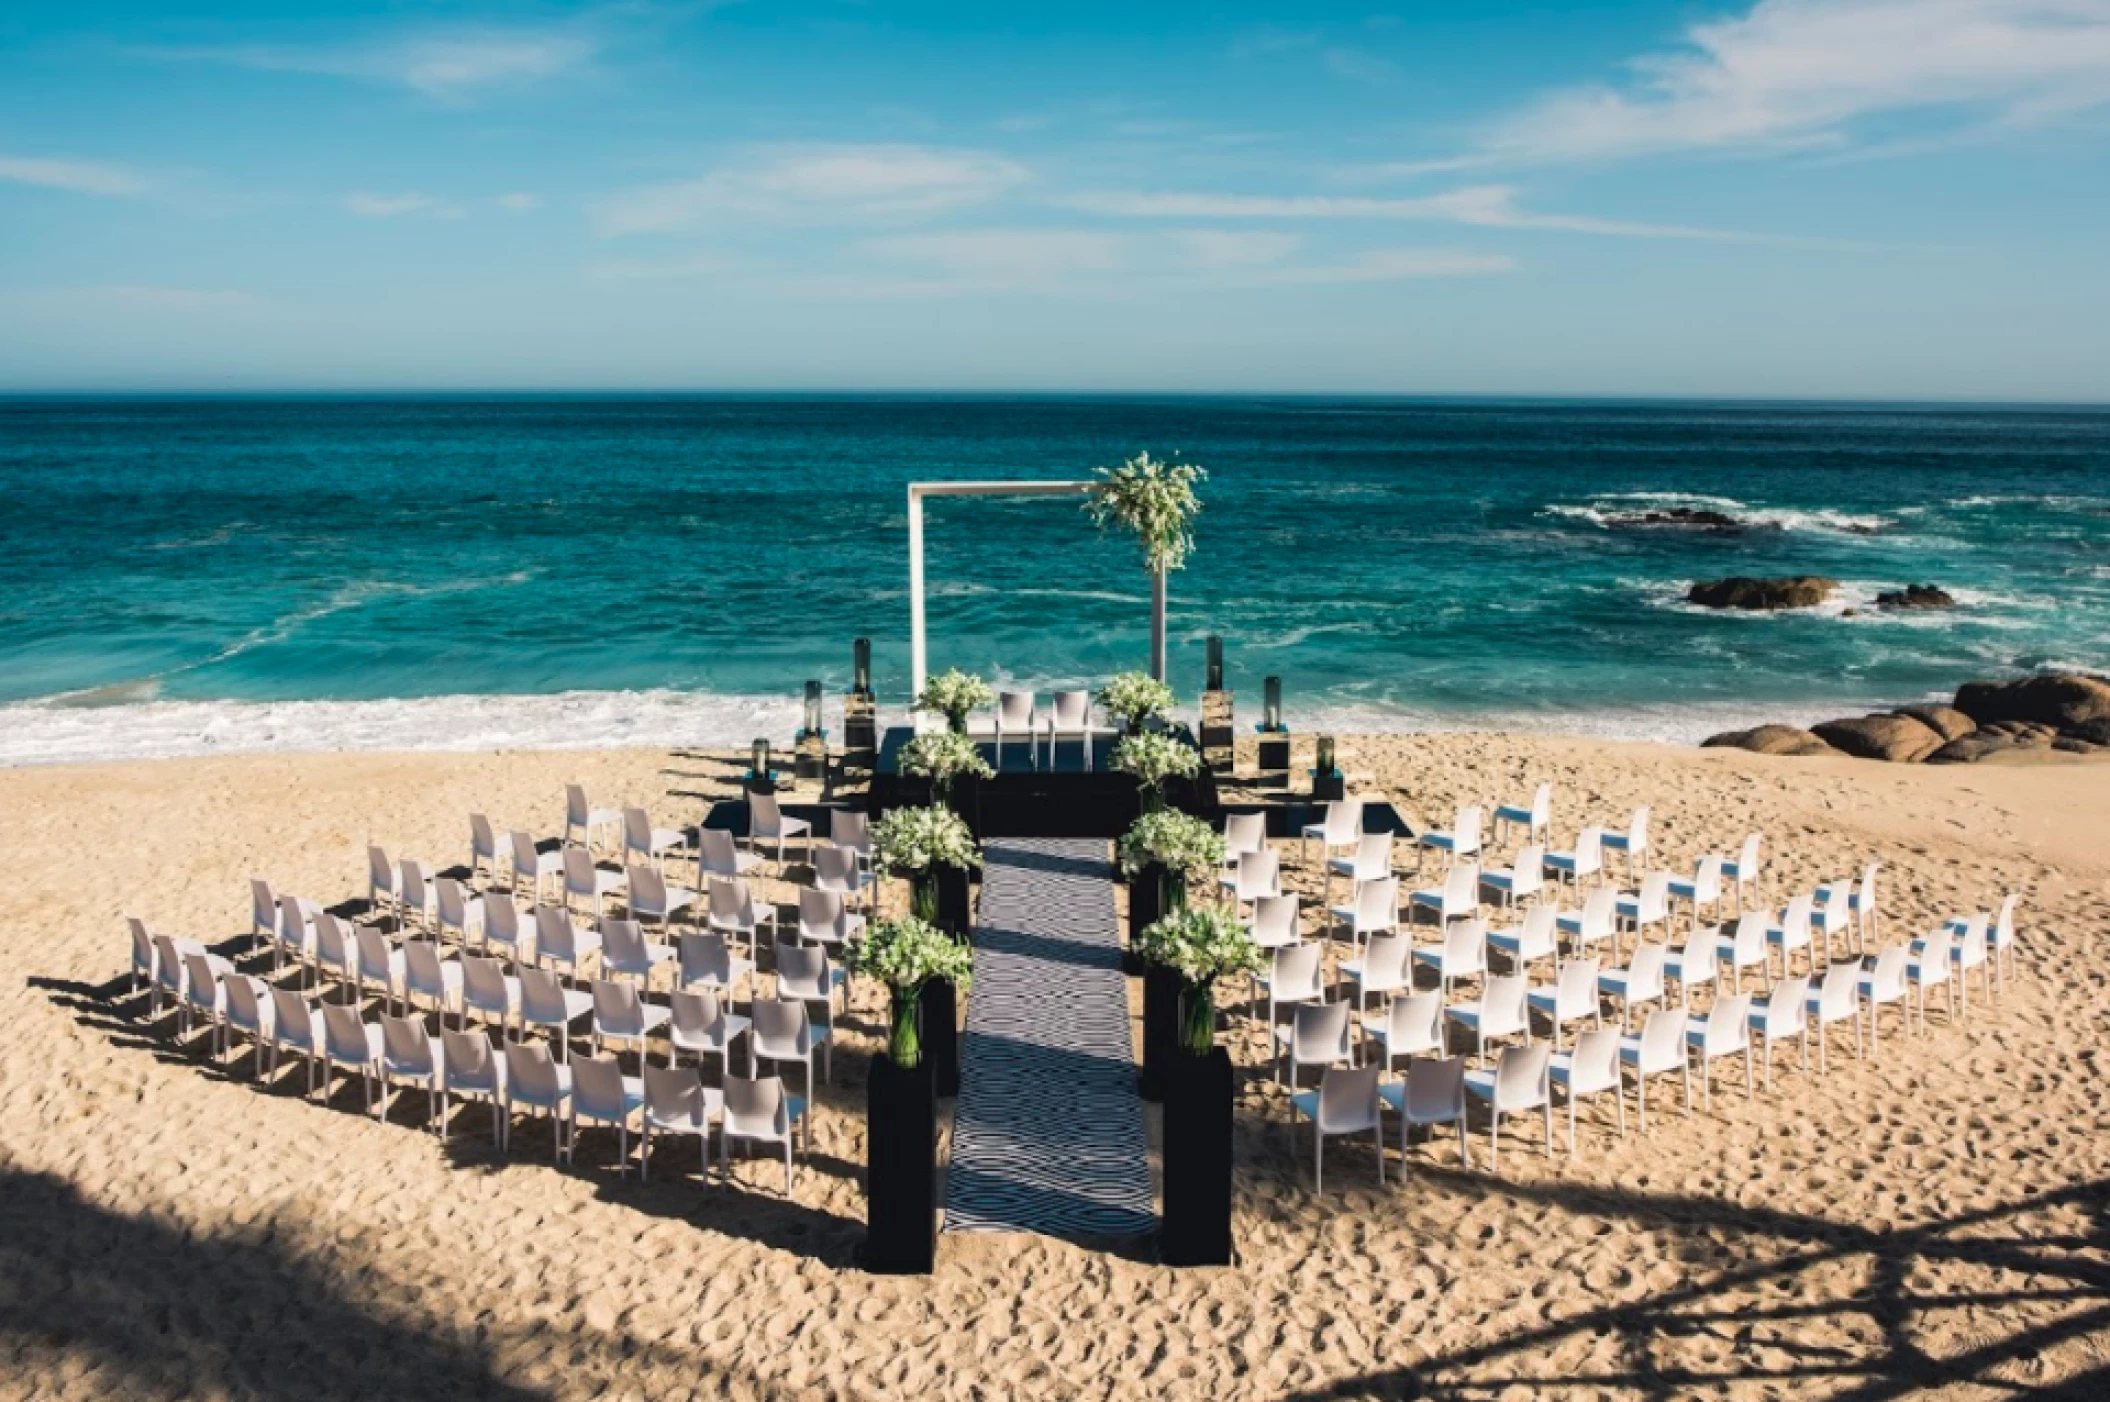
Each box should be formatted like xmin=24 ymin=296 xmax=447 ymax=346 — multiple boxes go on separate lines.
xmin=1250 ymin=249 xmax=1516 ymax=283
xmin=0 ymin=155 xmax=150 ymax=197
xmin=868 ymin=229 xmax=1125 ymax=280
xmin=1057 ymin=184 xmax=1741 ymax=240
xmin=593 ymin=145 xmax=1028 ymax=235
xmin=140 ymin=24 xmax=597 ymax=101
xmin=343 ymin=192 xmax=465 ymax=219
xmin=495 ymin=192 xmax=542 ymax=212
xmin=1488 ymin=0 xmax=2110 ymax=161
xmin=1172 ymin=230 xmax=1302 ymax=269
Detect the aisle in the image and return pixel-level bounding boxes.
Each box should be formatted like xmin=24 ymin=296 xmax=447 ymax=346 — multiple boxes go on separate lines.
xmin=942 ymin=838 xmax=1154 ymax=1240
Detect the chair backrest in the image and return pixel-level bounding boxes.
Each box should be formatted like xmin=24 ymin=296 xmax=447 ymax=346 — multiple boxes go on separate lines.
xmin=1766 ymin=973 xmax=1811 ymax=1034
xmin=1453 ymin=805 xmax=1483 ymax=851
xmin=505 ymin=1042 xmax=564 ymax=1104
xmin=1236 ymin=849 xmax=1281 ymax=899
xmin=1858 ymin=861 xmax=1880 ymax=907
xmin=1442 ymin=862 xmax=1479 ymax=916
xmin=1868 ymin=947 xmax=1909 ymax=998
xmin=1637 ymin=871 xmax=1671 ymax=920
xmin=1693 ymin=853 xmax=1723 ymax=897
xmin=1484 ymin=973 xmax=1530 ymax=1030
xmin=830 ymin=808 xmax=870 ymax=852
xmin=1051 ymin=689 xmax=1091 ymax=727
xmin=181 ymin=953 xmax=219 ymax=1009
xmin=1354 ymin=876 xmax=1399 ymax=929
xmin=438 ymin=877 xmax=475 ymax=928
xmin=1442 ymin=918 xmax=1488 ymax=973
xmin=775 ymin=943 xmax=830 ymax=1001
xmin=404 ymin=941 xmax=447 ymax=998
xmin=1729 ymin=911 xmax=1768 ymax=964
xmin=471 ymin=813 xmax=496 ymax=857
xmin=799 ymin=887 xmax=852 ymax=942
xmin=1568 ymin=1026 xmax=1622 ymax=1093
xmin=591 ymin=979 xmax=644 ymax=1036
xmin=697 ymin=828 xmax=743 ymax=878
xmin=510 ymin=830 xmax=542 ymax=874
xmin=485 ymin=896 xmax=528 ymax=949
xmin=1492 ymin=1043 xmax=1551 ymax=1110
xmin=463 ymin=956 xmax=511 ymax=1011
xmin=1626 ymin=941 xmax=1668 ymax=997
xmin=680 ymin=931 xmax=734 ymax=985
xmin=128 ymin=917 xmax=154 ymax=972
xmin=1814 ymin=963 xmax=1859 ymax=1017
xmin=269 ymin=987 xmax=315 ymax=1048
xmin=1529 ymin=782 xmax=1552 ymax=824
xmin=322 ymin=1004 xmax=372 ymax=1063
xmin=751 ymin=997 xmax=809 ymax=1053
xmin=1316 ymin=1064 xmax=1382 ymax=1132
xmin=1273 ymin=942 xmax=1323 ymax=999
xmin=1574 ymin=826 xmax=1604 ymax=871
xmin=152 ymin=934 xmax=184 ymax=992
xmin=997 ymin=691 xmax=1034 ymax=728
xmin=519 ymin=967 xmax=572 ymax=1024
xmin=1955 ymin=912 xmax=1989 ymax=966
xmin=355 ymin=925 xmax=396 ymax=985
xmin=1250 ymin=894 xmax=1300 ymax=947
xmin=709 ymin=877 xmax=754 ymax=925
xmin=276 ymin=894 xmax=308 ymax=943
xmin=1291 ymin=1000 xmax=1351 ymax=1058
xmin=441 ymin=1029 xmax=497 ymax=1092
xmin=563 ymin=846 xmax=599 ymax=894
xmin=1515 ymin=903 xmax=1557 ymax=955
xmin=1815 ymin=881 xmax=1849 ymax=930
xmin=644 ymin=1064 xmax=705 ymax=1124
xmin=1224 ymin=812 xmax=1266 ymax=859
xmin=368 ymin=846 xmax=395 ymax=892
xmin=224 ymin=974 xmax=264 ymax=1030
xmin=381 ymin=1014 xmax=435 ymax=1074
xmin=1322 ymin=799 xmax=1364 ymax=844
xmin=628 ymin=866 xmax=668 ymax=916
xmin=1576 ymin=887 xmax=1617 ymax=941
xmin=536 ymin=906 xmax=579 ymax=961
xmin=724 ymin=1075 xmax=789 ymax=1138
xmin=814 ymin=846 xmax=860 ymax=891
xmin=1510 ymin=845 xmax=1545 ymax=893
xmin=314 ymin=912 xmax=353 ymax=969
xmin=566 ymin=784 xmax=591 ymax=826
xmin=1626 ymin=806 xmax=1650 ymax=847
xmin=573 ymin=1056 xmax=629 ymax=1120
xmin=1634 ymin=1008 xmax=1684 ymax=1071
xmin=750 ymin=791 xmax=786 ymax=837
xmin=1352 ymin=830 xmax=1393 ymax=874
xmin=622 ymin=807 xmax=653 ymax=849
xmin=1675 ymin=928 xmax=1719 ymax=981
xmin=400 ymin=859 xmax=432 ymax=904
xmin=1556 ymin=957 xmax=1600 ymax=1014
xmin=1992 ymin=892 xmax=2019 ymax=946
xmin=1736 ymin=832 xmax=1762 ymax=877
xmin=1405 ymin=1055 xmax=1468 ymax=1121
xmin=1914 ymin=926 xmax=1953 ymax=982
xmin=1362 ymin=932 xmax=1411 ymax=984
xmin=670 ymin=989 xmax=725 ymax=1041
xmin=251 ymin=878 xmax=276 ymax=929
xmin=1701 ymin=994 xmax=1752 ymax=1050
xmin=1389 ymin=991 xmax=1445 ymax=1052
xmin=1778 ymin=894 xmax=1813 ymax=944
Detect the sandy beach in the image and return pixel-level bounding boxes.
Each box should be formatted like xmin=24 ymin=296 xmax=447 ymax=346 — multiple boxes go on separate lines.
xmin=3 ymin=732 xmax=2106 ymax=1401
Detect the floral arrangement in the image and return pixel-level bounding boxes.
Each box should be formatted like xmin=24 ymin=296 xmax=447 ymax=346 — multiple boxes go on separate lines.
xmin=1083 ymin=452 xmax=1207 ymax=576
xmin=845 ymin=915 xmax=975 ymax=1068
xmin=1096 ymin=671 xmax=1176 ymax=735
xmin=915 ymin=668 xmax=995 ymax=733
xmin=1119 ymin=809 xmax=1226 ymax=879
xmin=898 ymin=728 xmax=994 ymax=797
xmin=1110 ymin=731 xmax=1202 ymax=800
xmin=1132 ymin=906 xmax=1265 ymax=1054
xmin=871 ymin=804 xmax=981 ymax=876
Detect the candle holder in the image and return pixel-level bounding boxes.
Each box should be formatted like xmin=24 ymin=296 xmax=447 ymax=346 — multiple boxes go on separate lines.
xmin=1205 ymin=635 xmax=1224 ymax=692
xmin=1200 ymin=635 xmax=1234 ymax=774
xmin=853 ymin=637 xmax=873 ymax=697
xmin=796 ymin=682 xmax=828 ymax=788
xmin=748 ymin=737 xmax=775 ymax=794
xmin=1255 ymin=675 xmax=1290 ymax=778
xmin=1310 ymin=733 xmax=1343 ymax=800
xmin=801 ymin=680 xmax=824 ymax=739
xmin=1262 ymin=676 xmax=1285 ymax=733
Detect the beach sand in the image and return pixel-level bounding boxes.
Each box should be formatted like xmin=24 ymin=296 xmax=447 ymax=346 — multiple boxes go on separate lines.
xmin=2 ymin=733 xmax=2105 ymax=1400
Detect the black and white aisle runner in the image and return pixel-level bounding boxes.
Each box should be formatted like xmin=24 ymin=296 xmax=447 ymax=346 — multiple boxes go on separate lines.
xmin=942 ymin=838 xmax=1154 ymax=1240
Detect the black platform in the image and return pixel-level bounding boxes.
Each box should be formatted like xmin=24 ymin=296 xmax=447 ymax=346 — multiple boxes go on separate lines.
xmin=869 ymin=727 xmax=1218 ymax=839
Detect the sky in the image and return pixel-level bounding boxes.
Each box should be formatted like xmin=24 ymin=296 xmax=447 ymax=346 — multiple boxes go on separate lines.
xmin=2 ymin=1 xmax=2108 ymax=399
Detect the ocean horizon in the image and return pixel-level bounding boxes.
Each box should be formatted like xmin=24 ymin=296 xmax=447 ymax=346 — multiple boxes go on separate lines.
xmin=4 ymin=393 xmax=2106 ymax=766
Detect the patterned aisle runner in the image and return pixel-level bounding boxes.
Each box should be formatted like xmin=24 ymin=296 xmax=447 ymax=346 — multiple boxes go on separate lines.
xmin=943 ymin=838 xmax=1155 ymax=1240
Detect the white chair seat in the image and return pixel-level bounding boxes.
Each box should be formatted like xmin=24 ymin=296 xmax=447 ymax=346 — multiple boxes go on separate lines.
xmin=1598 ymin=970 xmax=1641 ymax=996
xmin=1615 ymin=1036 xmax=1650 ymax=1064
xmin=1665 ymin=879 xmax=1703 ymax=900
xmin=1407 ymin=947 xmax=1451 ymax=969
xmin=1446 ymin=1006 xmax=1495 ymax=1032
xmin=1480 ymin=871 xmax=1526 ymax=894
xmin=1546 ymin=1051 xmax=1582 ymax=1085
xmin=673 ymin=1013 xmax=752 ymax=1053
xmin=1421 ymin=834 xmax=1467 ymax=853
xmin=1405 ymin=886 xmax=1447 ymax=910
xmin=1543 ymin=854 xmax=1586 ymax=873
xmin=1523 ymin=989 xmax=1566 ymax=1016
xmin=1461 ymin=1069 xmax=1500 ymax=1100
xmin=1287 ymin=1088 xmax=1323 ymax=1119
xmin=1486 ymin=930 xmax=1546 ymax=957
xmin=511 ymin=1063 xmax=575 ymax=1108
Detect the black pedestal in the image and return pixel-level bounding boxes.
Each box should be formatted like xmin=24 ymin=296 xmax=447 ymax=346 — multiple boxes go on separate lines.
xmin=935 ymin=864 xmax=973 ymax=941
xmin=1137 ymin=965 xmax=1181 ymax=1102
xmin=1256 ymin=733 xmax=1291 ymax=775
xmin=1128 ymin=862 xmax=1166 ymax=945
xmin=862 ymin=1053 xmax=936 ymax=1275
xmin=919 ymin=977 xmax=961 ymax=1099
xmin=1310 ymin=770 xmax=1344 ymax=801
xmin=1161 ymin=1046 xmax=1235 ymax=1267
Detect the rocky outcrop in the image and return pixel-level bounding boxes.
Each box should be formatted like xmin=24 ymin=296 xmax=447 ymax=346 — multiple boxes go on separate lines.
xmin=1686 ymin=576 xmax=1838 ymax=611
xmin=1954 ymin=673 xmax=2110 ymax=731
xmin=1606 ymin=507 xmax=1745 ymax=532
xmin=1890 ymin=704 xmax=1976 ymax=742
xmin=1811 ymin=714 xmax=1946 ymax=762
xmin=1876 ymin=584 xmax=1955 ymax=609
xmin=1700 ymin=725 xmax=1841 ymax=757
xmin=1926 ymin=733 xmax=2022 ymax=765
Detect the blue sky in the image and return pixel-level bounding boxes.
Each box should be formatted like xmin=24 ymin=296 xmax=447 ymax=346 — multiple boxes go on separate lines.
xmin=2 ymin=1 xmax=2108 ymax=398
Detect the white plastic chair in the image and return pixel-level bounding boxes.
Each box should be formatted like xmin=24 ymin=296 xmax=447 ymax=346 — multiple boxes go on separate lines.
xmin=510 ymin=831 xmax=563 ymax=903
xmin=1542 ymin=827 xmax=1605 ymax=890
xmin=482 ymin=896 xmax=534 ymax=965
xmin=273 ymin=893 xmax=315 ymax=977
xmin=1721 ymin=911 xmax=1772 ymax=993
xmin=748 ymin=792 xmax=811 ymax=869
xmin=1810 ymin=880 xmax=1857 ymax=962
xmin=1817 ymin=861 xmax=1880 ymax=954
xmin=1547 ymin=1026 xmax=1625 ymax=1153
xmin=1289 ymin=1064 xmax=1385 ymax=1191
xmin=1464 ymin=1043 xmax=1553 ymax=1170
xmin=590 ymin=979 xmax=672 ymax=1061
xmin=564 ymin=847 xmax=623 ymax=919
xmin=641 ymin=1064 xmax=722 ymax=1183
xmin=623 ymin=806 xmax=689 ymax=873
xmin=440 ymin=1028 xmax=507 ymax=1146
xmin=797 ymin=887 xmax=866 ymax=953
xmin=1951 ymin=893 xmax=2019 ymax=993
xmin=1601 ymin=806 xmax=1650 ymax=881
xmin=126 ymin=917 xmax=160 ymax=1001
xmin=1921 ymin=912 xmax=1991 ymax=1015
xmin=1300 ymin=799 xmax=1365 ymax=871
xmin=1804 ymin=963 xmax=1864 ymax=1073
xmin=1683 ymin=993 xmax=1754 ymax=1111
xmin=177 ymin=951 xmax=228 ymax=1052
xmin=1446 ymin=973 xmax=1532 ymax=1062
xmin=720 ymin=1075 xmax=806 ymax=1193
xmin=403 ymin=941 xmax=465 ymax=1029
xmin=1904 ymin=925 xmax=1955 ymax=1032
xmin=1042 ymin=689 xmax=1102 ymax=771
xmin=1555 ymin=887 xmax=1619 ymax=961
xmin=1340 ymin=931 xmax=1412 ymax=1016
xmin=1219 ymin=848 xmax=1281 ymax=911
xmin=1667 ymin=854 xmax=1724 ymax=930
xmin=751 ymin=998 xmax=829 ymax=1096
xmin=353 ymin=925 xmax=407 ymax=1014
xmin=992 ymin=690 xmax=1037 ymax=769
xmin=1329 ymin=875 xmax=1399 ymax=959
xmin=1480 ymin=844 xmax=1545 ymax=911
xmin=470 ymin=813 xmax=502 ymax=883
xmin=696 ymin=827 xmax=762 ymax=886
xmin=436 ymin=878 xmax=484 ymax=950
xmin=670 ymin=988 xmax=751 ymax=1077
xmin=1598 ymin=942 xmax=1668 ymax=1030
xmin=570 ymin=1056 xmax=646 ymax=1175
xmin=1407 ymin=863 xmax=1480 ymax=928
xmin=773 ymin=943 xmax=845 ymax=1060
xmin=1409 ymin=918 xmax=1488 ymax=998
xmin=1487 ymin=904 xmax=1559 ymax=975
xmin=1378 ymin=1055 xmax=1469 ymax=1167
xmin=829 ymin=809 xmax=874 ymax=878
xmin=311 ymin=913 xmax=361 ymax=1001
xmin=601 ymin=917 xmax=677 ymax=988
xmin=1614 ymin=871 xmax=1673 ymax=955
xmin=1766 ymin=895 xmax=1816 ymax=980
xmin=379 ymin=1014 xmax=446 ymax=1131
xmin=678 ymin=931 xmax=753 ymax=1005
xmin=1527 ymin=957 xmax=1603 ymax=1049
xmin=1662 ymin=927 xmax=1721 ymax=1007
xmin=1254 ymin=941 xmax=1325 ymax=1033
xmin=1248 ymin=894 xmax=1301 ymax=951
xmin=1274 ymin=1000 xmax=1352 ymax=1091
xmin=518 ymin=966 xmax=593 ymax=1061
xmin=1493 ymin=782 xmax=1552 ymax=848
xmin=1322 ymin=830 xmax=1391 ymax=910
xmin=321 ymin=1004 xmax=384 ymax=1115
xmin=503 ymin=1041 xmax=574 ymax=1162
xmin=535 ymin=905 xmax=603 ymax=984
xmin=706 ymin=878 xmax=776 ymax=964
xmin=265 ymin=986 xmax=325 ymax=1096
xmin=367 ymin=846 xmax=400 ymax=920
xmin=396 ymin=860 xmax=437 ymax=933
xmin=1857 ymin=947 xmax=1912 ymax=1058
xmin=221 ymin=973 xmax=274 ymax=1074
xmin=1747 ymin=972 xmax=1810 ymax=1090
xmin=1616 ymin=1007 xmax=1690 ymax=1133
xmin=565 ymin=783 xmax=620 ymax=851
xmin=462 ymin=956 xmax=522 ymax=1039
xmin=626 ymin=865 xmax=697 ymax=932
xmin=1365 ymin=990 xmax=1445 ymax=1074
xmin=1722 ymin=833 xmax=1764 ymax=914
xmin=813 ymin=846 xmax=874 ymax=912
xmin=1416 ymin=805 xmax=1483 ymax=873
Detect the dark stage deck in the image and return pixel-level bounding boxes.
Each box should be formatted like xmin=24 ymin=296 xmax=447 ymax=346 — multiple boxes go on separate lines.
xmin=868 ymin=726 xmax=1218 ymax=839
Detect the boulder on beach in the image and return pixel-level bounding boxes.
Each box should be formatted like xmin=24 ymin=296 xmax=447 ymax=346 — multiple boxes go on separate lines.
xmin=1926 ymin=733 xmax=2021 ymax=764
xmin=2064 ymin=716 xmax=2110 ymax=746
xmin=1876 ymin=583 xmax=1956 ymax=609
xmin=1700 ymin=724 xmax=1841 ymax=757
xmin=1890 ymin=704 xmax=1977 ymax=742
xmin=1954 ymin=673 xmax=2110 ymax=731
xmin=1810 ymin=713 xmax=1946 ymax=763
xmin=1685 ymin=576 xmax=1838 ymax=611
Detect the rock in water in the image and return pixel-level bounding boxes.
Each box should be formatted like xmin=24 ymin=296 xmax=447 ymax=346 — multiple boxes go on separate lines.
xmin=1605 ymin=507 xmax=1747 ymax=532
xmin=1953 ymin=673 xmax=2110 ymax=730
xmin=1810 ymin=714 xmax=1946 ymax=762
xmin=1686 ymin=576 xmax=1838 ymax=610
xmin=1700 ymin=725 xmax=1840 ymax=757
xmin=1890 ymin=704 xmax=1977 ymax=742
xmin=1875 ymin=584 xmax=1956 ymax=609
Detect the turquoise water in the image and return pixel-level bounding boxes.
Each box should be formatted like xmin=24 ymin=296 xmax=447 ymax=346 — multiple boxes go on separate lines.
xmin=1 ymin=395 xmax=2106 ymax=763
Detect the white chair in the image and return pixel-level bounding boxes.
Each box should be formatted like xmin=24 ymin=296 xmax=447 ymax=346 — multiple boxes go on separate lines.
xmin=436 ymin=878 xmax=484 ymax=950
xmin=797 ymin=887 xmax=865 ymax=953
xmin=1409 ymin=918 xmax=1488 ymax=998
xmin=1416 ymin=805 xmax=1483 ymax=873
xmin=670 ymin=988 xmax=751 ymax=1077
xmin=1555 ymin=887 xmax=1619 ymax=961
xmin=1221 ymin=813 xmax=1267 ymax=881
xmin=367 ymin=846 xmax=400 ymax=921
xmin=404 ymin=941 xmax=465 ymax=1028
xmin=813 ymin=846 xmax=874 ymax=913
xmin=773 ymin=944 xmax=845 ymax=1062
xmin=535 ymin=905 xmax=603 ymax=984
xmin=1721 ymin=911 xmax=1772 ymax=993
xmin=321 ymin=1004 xmax=384 ymax=1115
xmin=1547 ymin=1027 xmax=1624 ymax=1153
xmin=706 ymin=878 xmax=776 ymax=964
xmin=311 ymin=913 xmax=362 ymax=1001
xmin=177 ymin=951 xmax=228 ymax=1051
xmin=1042 ymin=689 xmax=1102 ymax=771
xmin=565 ymin=783 xmax=620 ymax=851
xmin=641 ymin=1064 xmax=722 ymax=1183
xmin=1300 ymin=799 xmax=1364 ymax=872
xmin=1722 ymin=833 xmax=1764 ymax=914
xmin=570 ymin=1055 xmax=646 ymax=1175
xmin=678 ymin=931 xmax=753 ymax=1006
xmin=1247 ymin=893 xmax=1301 ymax=951
xmin=623 ymin=806 xmax=690 ymax=873
xmin=126 ymin=917 xmax=161 ymax=1002
xmin=220 ymin=973 xmax=275 ymax=1073
xmin=1810 ymin=879 xmax=1857 ymax=963
xmin=1274 ymin=1000 xmax=1352 ymax=1091
xmin=591 ymin=979 xmax=672 ymax=1061
xmin=1465 ymin=1043 xmax=1553 ymax=1170
xmin=1325 ymin=831 xmax=1395 ymax=912
xmin=1364 ymin=990 xmax=1445 ymax=1074
xmin=748 ymin=792 xmax=811 ymax=869
xmin=1667 ymin=855 xmax=1724 ymax=931
xmin=1493 ymin=782 xmax=1552 ymax=849
xmin=1614 ymin=871 xmax=1673 ymax=956
xmin=1339 ymin=931 xmax=1412 ymax=1016
xmin=1542 ymin=827 xmax=1605 ymax=890
xmin=563 ymin=847 xmax=623 ymax=919
xmin=440 ymin=1028 xmax=507 ymax=1145
xmin=1766 ymin=894 xmax=1817 ymax=979
xmin=1662 ymin=927 xmax=1721 ymax=1007
xmin=1601 ymin=806 xmax=1651 ymax=881
xmin=626 ymin=865 xmax=697 ymax=933
xmin=252 ymin=878 xmax=317 ymax=957
xmin=265 ymin=986 xmax=326 ymax=1096
xmin=1857 ymin=947 xmax=1912 ymax=1058
xmin=696 ymin=827 xmax=762 ymax=886
xmin=1817 ymin=861 xmax=1880 ymax=954
xmin=1329 ymin=875 xmax=1399 ymax=959
xmin=1904 ymin=925 xmax=1955 ymax=1032
xmin=1480 ymin=845 xmax=1545 ymax=911
xmin=1378 ymin=1055 xmax=1469 ymax=1167
xmin=1598 ymin=942 xmax=1668 ymax=1030
xmin=1746 ymin=972 xmax=1810 ymax=1091
xmin=470 ymin=813 xmax=502 ymax=883
xmin=353 ymin=925 xmax=407 ymax=1014
xmin=1289 ymin=1064 xmax=1385 ymax=1191
xmin=273 ymin=893 xmax=315 ymax=977
xmin=510 ymin=831 xmax=563 ymax=903
xmin=1617 ymin=1007 xmax=1690 ymax=1133
xmin=601 ymin=917 xmax=677 ymax=988
xmin=991 ymin=690 xmax=1037 ymax=769
xmin=1950 ymin=893 xmax=2020 ymax=993
xmin=1407 ymin=863 xmax=1480 ymax=928
xmin=1487 ymin=904 xmax=1560 ymax=975
xmin=720 ymin=1075 xmax=807 ymax=1193
xmin=462 ymin=956 xmax=522 ymax=1039
xmin=1254 ymin=941 xmax=1325 ymax=1034
xmin=504 ymin=1041 xmax=574 ymax=1162
xmin=147 ymin=932 xmax=194 ymax=1021
xmin=1920 ymin=912 xmax=1990 ymax=1015
xmin=828 ymin=809 xmax=874 ymax=878
xmin=1527 ymin=957 xmax=1603 ymax=1049
xmin=519 ymin=967 xmax=593 ymax=1061
xmin=1804 ymin=964 xmax=1864 ymax=1073
xmin=396 ymin=860 xmax=437 ymax=933
xmin=1446 ymin=973 xmax=1532 ymax=1062
xmin=482 ymin=895 xmax=534 ymax=965
xmin=1683 ymin=994 xmax=1754 ymax=1111
xmin=378 ymin=1014 xmax=446 ymax=1131
xmin=1219 ymin=848 xmax=1281 ymax=911
xmin=751 ymin=998 xmax=829 ymax=1097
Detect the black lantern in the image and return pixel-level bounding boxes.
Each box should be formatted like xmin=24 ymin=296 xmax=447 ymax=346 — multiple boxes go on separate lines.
xmin=802 ymin=680 xmax=823 ymax=737
xmin=751 ymin=737 xmax=771 ymax=782
xmin=1263 ymin=676 xmax=1284 ymax=732
xmin=1206 ymin=635 xmax=1224 ymax=692
xmin=853 ymin=637 xmax=872 ymax=696
xmin=1316 ymin=735 xmax=1336 ymax=776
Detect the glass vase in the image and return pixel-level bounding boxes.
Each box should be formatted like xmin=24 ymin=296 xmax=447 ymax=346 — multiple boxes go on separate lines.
xmin=910 ymin=873 xmax=939 ymax=924
xmin=1161 ymin=868 xmax=1188 ymax=915
xmin=1177 ymin=982 xmax=1217 ymax=1057
xmin=888 ymin=990 xmax=924 ymax=1069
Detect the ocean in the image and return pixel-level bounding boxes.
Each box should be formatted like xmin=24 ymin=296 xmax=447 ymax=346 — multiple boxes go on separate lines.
xmin=2 ymin=395 xmax=2106 ymax=766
